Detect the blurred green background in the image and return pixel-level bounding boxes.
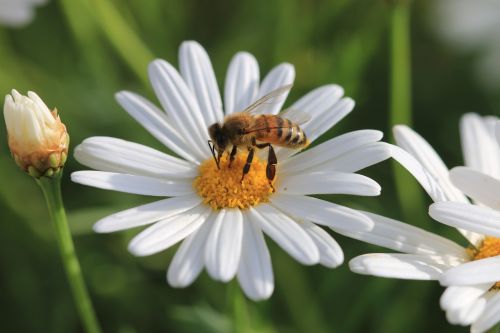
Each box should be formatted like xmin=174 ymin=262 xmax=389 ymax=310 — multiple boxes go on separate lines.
xmin=0 ymin=0 xmax=498 ymax=332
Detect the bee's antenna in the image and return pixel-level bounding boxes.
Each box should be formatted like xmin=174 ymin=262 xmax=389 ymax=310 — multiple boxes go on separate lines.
xmin=207 ymin=140 xmax=220 ymax=169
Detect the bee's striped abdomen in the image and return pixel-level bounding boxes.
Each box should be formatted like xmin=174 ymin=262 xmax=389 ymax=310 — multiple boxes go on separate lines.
xmin=253 ymin=115 xmax=308 ymax=148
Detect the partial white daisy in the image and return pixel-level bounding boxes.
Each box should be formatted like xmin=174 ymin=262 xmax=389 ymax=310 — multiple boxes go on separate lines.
xmin=0 ymin=0 xmax=47 ymax=28
xmin=431 ymin=0 xmax=500 ymax=89
xmin=71 ymin=41 xmax=390 ymax=301
xmin=345 ymin=113 xmax=500 ymax=332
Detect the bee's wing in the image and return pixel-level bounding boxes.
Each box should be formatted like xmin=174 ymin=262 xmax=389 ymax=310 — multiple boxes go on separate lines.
xmin=241 ymin=84 xmax=293 ymax=115
xmin=280 ymin=108 xmax=312 ymax=126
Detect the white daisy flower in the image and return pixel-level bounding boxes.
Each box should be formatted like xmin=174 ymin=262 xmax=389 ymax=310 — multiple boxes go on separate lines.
xmin=71 ymin=41 xmax=390 ymax=301
xmin=346 ymin=113 xmax=500 ymax=332
xmin=0 ymin=0 xmax=47 ymax=28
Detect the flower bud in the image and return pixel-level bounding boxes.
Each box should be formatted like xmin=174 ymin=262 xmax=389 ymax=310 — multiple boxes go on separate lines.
xmin=3 ymin=89 xmax=69 ymax=177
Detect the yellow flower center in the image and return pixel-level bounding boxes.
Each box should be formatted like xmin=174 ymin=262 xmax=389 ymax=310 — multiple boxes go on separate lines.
xmin=193 ymin=153 xmax=274 ymax=210
xmin=469 ymin=237 xmax=500 ymax=289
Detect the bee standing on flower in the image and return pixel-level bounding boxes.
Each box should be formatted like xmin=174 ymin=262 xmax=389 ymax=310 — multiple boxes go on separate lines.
xmin=207 ymin=84 xmax=310 ymax=188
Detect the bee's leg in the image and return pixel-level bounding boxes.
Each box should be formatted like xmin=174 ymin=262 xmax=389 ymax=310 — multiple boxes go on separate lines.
xmin=241 ymin=147 xmax=254 ymax=182
xmin=228 ymin=145 xmax=237 ymax=168
xmin=266 ymin=145 xmax=277 ymax=191
xmin=251 ymin=140 xmax=277 ymax=191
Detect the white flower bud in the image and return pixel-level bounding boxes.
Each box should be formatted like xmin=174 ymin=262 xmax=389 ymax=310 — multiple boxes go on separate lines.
xmin=4 ymin=89 xmax=68 ymax=177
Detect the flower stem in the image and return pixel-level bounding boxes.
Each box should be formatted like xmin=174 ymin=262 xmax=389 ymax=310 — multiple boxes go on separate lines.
xmin=36 ymin=174 xmax=102 ymax=333
xmin=389 ymin=0 xmax=427 ymax=225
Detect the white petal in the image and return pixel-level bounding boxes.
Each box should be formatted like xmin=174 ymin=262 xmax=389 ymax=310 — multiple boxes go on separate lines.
xmin=472 ymin=293 xmax=500 ymax=333
xmin=179 ymin=41 xmax=223 ymax=126
xmin=280 ymin=130 xmax=383 ymax=175
xmin=74 ymin=136 xmax=197 ymax=178
xmin=390 ymin=144 xmax=483 ymax=247
xmin=237 ymin=214 xmax=274 ymax=301
xmin=269 ymin=194 xmax=373 ymax=232
xmin=496 ymin=120 xmax=500 ymax=147
xmin=148 ymin=59 xmax=210 ymax=159
xmin=167 ymin=214 xmax=214 ymax=288
xmin=440 ymin=257 xmax=500 ymax=286
xmin=128 ymin=204 xmax=210 ymax=256
xmin=224 ymin=52 xmax=259 ymax=115
xmin=301 ymin=221 xmax=343 ymax=268
xmin=393 ymin=125 xmax=467 ymax=202
xmin=93 ymin=194 xmax=202 ymax=233
xmin=303 ymin=142 xmax=391 ymax=174
xmin=254 ymin=63 xmax=295 ymax=115
xmin=336 ymin=211 xmax=468 ymax=258
xmin=450 ymin=167 xmax=500 ymax=210
xmin=71 ymin=171 xmax=194 ymax=196
xmin=430 ymin=202 xmax=500 ymax=238
xmin=445 ymin=295 xmax=487 ymax=326
xmin=115 ymin=91 xmax=200 ymax=163
xmin=204 ymin=209 xmax=244 ymax=282
xmin=460 ymin=113 xmax=500 ymax=180
xmin=249 ymin=204 xmax=319 ymax=265
xmin=278 ymin=171 xmax=381 ymax=196
xmin=301 ymin=98 xmax=355 ymax=143
xmin=349 ymin=253 xmax=459 ymax=280
xmin=441 ymin=284 xmax=490 ymax=313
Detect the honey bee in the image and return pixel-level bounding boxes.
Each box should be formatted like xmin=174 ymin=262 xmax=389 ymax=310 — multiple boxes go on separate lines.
xmin=207 ymin=84 xmax=310 ymax=187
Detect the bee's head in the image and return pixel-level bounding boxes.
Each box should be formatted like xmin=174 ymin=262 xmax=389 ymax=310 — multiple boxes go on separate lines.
xmin=208 ymin=123 xmax=227 ymax=169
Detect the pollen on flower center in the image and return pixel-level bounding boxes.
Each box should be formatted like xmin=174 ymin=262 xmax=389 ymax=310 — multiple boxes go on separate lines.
xmin=469 ymin=237 xmax=500 ymax=289
xmin=193 ymin=153 xmax=274 ymax=210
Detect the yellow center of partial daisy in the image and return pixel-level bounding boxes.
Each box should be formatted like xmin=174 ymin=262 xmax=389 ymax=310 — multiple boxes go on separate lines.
xmin=468 ymin=237 xmax=500 ymax=289
xmin=193 ymin=153 xmax=274 ymax=210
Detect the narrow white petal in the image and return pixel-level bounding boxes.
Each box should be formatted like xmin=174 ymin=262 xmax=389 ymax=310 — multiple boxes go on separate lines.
xmin=280 ymin=130 xmax=383 ymax=175
xmin=390 ymin=144 xmax=483 ymax=246
xmin=167 ymin=214 xmax=214 ymax=288
xmin=254 ymin=63 xmax=295 ymax=115
xmin=71 ymin=171 xmax=194 ymax=196
xmin=205 ymin=209 xmax=244 ymax=282
xmin=179 ymin=41 xmax=223 ymax=126
xmin=460 ymin=113 xmax=500 ymax=180
xmin=471 ymin=293 xmax=500 ymax=333
xmin=441 ymin=284 xmax=490 ymax=312
xmin=237 ymin=214 xmax=274 ymax=301
xmin=278 ymin=171 xmax=381 ymax=196
xmin=270 ymin=194 xmax=373 ymax=232
xmin=301 ymin=221 xmax=344 ymax=268
xmin=128 ymin=204 xmax=210 ymax=256
xmin=393 ymin=125 xmax=467 ymax=202
xmin=430 ymin=202 xmax=500 ymax=238
xmin=445 ymin=295 xmax=487 ymax=326
xmin=115 ymin=91 xmax=200 ymax=163
xmin=336 ymin=211 xmax=468 ymax=258
xmin=440 ymin=257 xmax=500 ymax=286
xmin=249 ymin=205 xmax=319 ymax=265
xmin=148 ymin=59 xmax=210 ymax=159
xmin=304 ymin=142 xmax=391 ymax=174
xmin=496 ymin=120 xmax=500 ymax=147
xmin=224 ymin=52 xmax=259 ymax=115
xmin=302 ymin=98 xmax=355 ymax=143
xmin=349 ymin=253 xmax=458 ymax=280
xmin=450 ymin=167 xmax=500 ymax=210
xmin=93 ymin=195 xmax=202 ymax=233
xmin=74 ymin=136 xmax=197 ymax=179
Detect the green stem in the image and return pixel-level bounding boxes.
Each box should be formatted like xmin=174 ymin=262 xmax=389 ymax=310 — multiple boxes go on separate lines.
xmin=389 ymin=1 xmax=427 ymax=225
xmin=227 ymin=282 xmax=251 ymax=333
xmin=487 ymin=324 xmax=500 ymax=333
xmin=36 ymin=174 xmax=102 ymax=333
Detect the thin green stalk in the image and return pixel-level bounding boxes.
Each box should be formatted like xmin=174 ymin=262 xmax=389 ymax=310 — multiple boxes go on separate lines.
xmin=36 ymin=174 xmax=102 ymax=333
xmin=487 ymin=324 xmax=500 ymax=333
xmin=389 ymin=1 xmax=427 ymax=225
xmin=227 ymin=282 xmax=251 ymax=333
xmin=87 ymin=0 xmax=154 ymax=87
